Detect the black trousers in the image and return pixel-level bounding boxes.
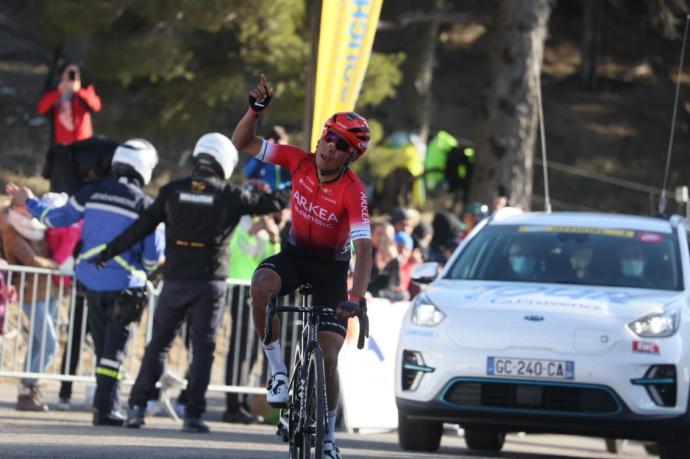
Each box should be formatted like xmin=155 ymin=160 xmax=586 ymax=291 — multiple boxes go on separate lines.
xmin=129 ymin=280 xmax=226 ymax=418
xmin=224 ymin=285 xmax=259 ymax=412
xmin=84 ymin=289 xmax=131 ymax=413
xmin=58 ymin=286 xmax=86 ymax=401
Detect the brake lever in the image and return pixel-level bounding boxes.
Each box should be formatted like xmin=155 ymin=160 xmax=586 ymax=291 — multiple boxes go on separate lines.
xmin=356 ymin=310 xmax=369 ymax=350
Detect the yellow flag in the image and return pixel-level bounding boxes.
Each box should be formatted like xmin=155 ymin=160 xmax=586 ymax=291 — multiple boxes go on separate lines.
xmin=310 ymin=0 xmax=384 ymax=150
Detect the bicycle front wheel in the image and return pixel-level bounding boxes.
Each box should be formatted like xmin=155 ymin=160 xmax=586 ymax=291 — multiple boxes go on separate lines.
xmin=301 ymin=346 xmax=326 ymax=459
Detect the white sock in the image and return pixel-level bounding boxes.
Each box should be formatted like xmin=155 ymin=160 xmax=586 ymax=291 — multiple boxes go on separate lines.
xmin=261 ymin=339 xmax=288 ymax=375
xmin=325 ymin=408 xmax=337 ymax=443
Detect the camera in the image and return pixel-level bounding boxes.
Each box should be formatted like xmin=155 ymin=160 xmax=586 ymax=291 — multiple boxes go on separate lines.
xmin=68 ymin=70 xmax=76 ymax=81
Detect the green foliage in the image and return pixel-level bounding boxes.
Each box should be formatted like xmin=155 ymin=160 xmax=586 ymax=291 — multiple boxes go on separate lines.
xmin=19 ymin=0 xmax=403 ymax=153
xmin=357 ymin=52 xmax=405 ymax=109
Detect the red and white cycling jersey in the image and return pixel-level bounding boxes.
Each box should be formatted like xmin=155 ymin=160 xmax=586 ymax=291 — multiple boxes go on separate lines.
xmin=256 ymin=141 xmax=371 ymax=260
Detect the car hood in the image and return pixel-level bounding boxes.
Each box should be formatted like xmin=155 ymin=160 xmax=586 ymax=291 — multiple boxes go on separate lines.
xmin=424 ymin=280 xmax=683 ymax=353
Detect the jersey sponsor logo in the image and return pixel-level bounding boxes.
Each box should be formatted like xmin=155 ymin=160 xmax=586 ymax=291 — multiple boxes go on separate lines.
xmin=322 ymin=196 xmax=337 ymax=205
xmin=293 ymin=190 xmax=338 ymax=225
xmin=298 ymin=177 xmax=314 ymax=193
xmin=359 ymin=191 xmax=370 ymax=223
xmin=179 ymin=192 xmax=214 ymax=205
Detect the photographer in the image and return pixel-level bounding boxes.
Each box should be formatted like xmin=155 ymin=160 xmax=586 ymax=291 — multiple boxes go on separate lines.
xmin=6 ymin=139 xmax=164 ymax=426
xmin=37 ymin=62 xmax=102 ymax=146
xmin=91 ymin=133 xmax=289 ymax=434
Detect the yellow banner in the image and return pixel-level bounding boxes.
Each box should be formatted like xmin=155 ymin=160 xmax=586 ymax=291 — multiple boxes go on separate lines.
xmin=310 ymin=0 xmax=383 ymax=150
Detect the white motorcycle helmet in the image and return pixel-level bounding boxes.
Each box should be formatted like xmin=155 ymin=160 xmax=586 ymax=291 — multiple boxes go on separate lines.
xmin=112 ymin=138 xmax=158 ymax=185
xmin=192 ymin=133 xmax=238 ymax=180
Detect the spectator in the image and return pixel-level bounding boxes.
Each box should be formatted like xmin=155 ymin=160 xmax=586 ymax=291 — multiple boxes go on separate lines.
xmin=40 ymin=192 xmax=84 ymax=411
xmin=37 ymin=62 xmax=102 ymax=146
xmin=395 ymin=231 xmax=417 ymax=299
xmin=368 ymin=222 xmax=405 ymax=301
xmin=223 ymin=210 xmax=281 ymax=424
xmin=0 ymin=258 xmax=16 ymax=340
xmin=429 ymin=211 xmax=463 ymax=265
xmin=41 ymin=193 xmax=82 ymax=288
xmin=243 ymin=126 xmax=292 ymax=190
xmin=459 ymin=201 xmax=489 ymax=241
xmin=2 ymin=193 xmax=59 ymax=411
xmin=390 ymin=207 xmax=413 ymax=236
xmin=493 ymin=185 xmax=510 ymax=212
xmin=412 ymin=220 xmax=432 ymax=262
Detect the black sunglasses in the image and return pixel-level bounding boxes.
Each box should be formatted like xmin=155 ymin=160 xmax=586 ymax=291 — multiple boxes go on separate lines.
xmin=322 ymin=129 xmax=354 ymax=152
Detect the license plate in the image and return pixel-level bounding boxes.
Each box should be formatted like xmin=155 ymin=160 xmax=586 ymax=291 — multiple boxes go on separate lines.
xmin=487 ymin=357 xmax=574 ymax=380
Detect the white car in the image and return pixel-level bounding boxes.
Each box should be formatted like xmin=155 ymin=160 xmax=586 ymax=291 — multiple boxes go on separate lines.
xmin=396 ymin=210 xmax=690 ymax=459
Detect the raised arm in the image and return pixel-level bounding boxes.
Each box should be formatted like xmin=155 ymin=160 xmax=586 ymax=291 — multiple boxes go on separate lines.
xmin=232 ymin=73 xmax=273 ymax=156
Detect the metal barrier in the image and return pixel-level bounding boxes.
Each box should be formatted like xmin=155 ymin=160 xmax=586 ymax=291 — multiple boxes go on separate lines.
xmin=0 ymin=264 xmax=304 ymax=417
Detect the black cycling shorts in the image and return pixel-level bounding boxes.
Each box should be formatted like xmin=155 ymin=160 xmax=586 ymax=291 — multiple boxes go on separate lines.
xmin=256 ymin=243 xmax=349 ymax=337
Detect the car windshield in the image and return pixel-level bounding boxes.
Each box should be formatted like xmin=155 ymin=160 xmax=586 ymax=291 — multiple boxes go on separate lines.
xmin=445 ymin=224 xmax=683 ymax=291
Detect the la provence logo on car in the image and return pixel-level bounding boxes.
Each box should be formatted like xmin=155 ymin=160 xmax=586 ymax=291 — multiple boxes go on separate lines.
xmin=524 ymin=315 xmax=544 ymax=322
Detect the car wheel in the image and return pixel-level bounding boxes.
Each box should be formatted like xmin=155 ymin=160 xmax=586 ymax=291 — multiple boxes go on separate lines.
xmin=463 ymin=428 xmax=506 ymax=452
xmin=659 ymin=436 xmax=690 ymax=459
xmin=397 ymin=412 xmax=442 ymax=452
xmin=605 ymin=438 xmax=624 ymax=454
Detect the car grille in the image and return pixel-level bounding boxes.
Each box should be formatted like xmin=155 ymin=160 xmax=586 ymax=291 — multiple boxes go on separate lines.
xmin=442 ymin=379 xmax=621 ymax=415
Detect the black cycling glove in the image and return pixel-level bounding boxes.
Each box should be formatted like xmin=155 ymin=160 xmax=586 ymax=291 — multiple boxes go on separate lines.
xmin=249 ymin=88 xmax=272 ymax=115
xmin=336 ymin=296 xmax=366 ymax=318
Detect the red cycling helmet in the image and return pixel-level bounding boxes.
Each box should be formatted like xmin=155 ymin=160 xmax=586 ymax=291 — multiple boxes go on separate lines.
xmin=323 ymin=112 xmax=370 ymax=160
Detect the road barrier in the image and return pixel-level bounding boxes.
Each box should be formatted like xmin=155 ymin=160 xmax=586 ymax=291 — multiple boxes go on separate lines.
xmin=0 ymin=264 xmax=304 ymax=419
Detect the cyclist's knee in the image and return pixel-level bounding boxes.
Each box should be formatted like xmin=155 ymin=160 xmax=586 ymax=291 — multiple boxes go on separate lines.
xmin=251 ymin=268 xmax=281 ymax=299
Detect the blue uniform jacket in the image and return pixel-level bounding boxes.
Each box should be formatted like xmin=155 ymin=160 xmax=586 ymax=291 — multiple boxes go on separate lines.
xmin=26 ymin=177 xmax=165 ymax=292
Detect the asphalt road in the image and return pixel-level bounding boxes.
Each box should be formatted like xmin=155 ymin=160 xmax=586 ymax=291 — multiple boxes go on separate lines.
xmin=0 ymin=381 xmax=653 ymax=459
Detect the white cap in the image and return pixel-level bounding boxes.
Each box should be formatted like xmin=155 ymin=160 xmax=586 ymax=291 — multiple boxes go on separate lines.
xmin=192 ymin=133 xmax=238 ymax=180
xmin=112 ymin=138 xmax=158 ymax=185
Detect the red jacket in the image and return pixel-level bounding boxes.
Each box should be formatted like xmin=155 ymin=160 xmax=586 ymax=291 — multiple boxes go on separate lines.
xmin=37 ymin=85 xmax=102 ymax=145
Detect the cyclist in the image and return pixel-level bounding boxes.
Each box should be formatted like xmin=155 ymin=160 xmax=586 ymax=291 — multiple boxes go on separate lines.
xmin=232 ymin=73 xmax=373 ymax=459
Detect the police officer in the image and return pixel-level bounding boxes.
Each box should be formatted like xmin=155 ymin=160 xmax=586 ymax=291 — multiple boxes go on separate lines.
xmin=7 ymin=139 xmax=164 ymax=426
xmin=92 ymin=133 xmax=289 ymax=433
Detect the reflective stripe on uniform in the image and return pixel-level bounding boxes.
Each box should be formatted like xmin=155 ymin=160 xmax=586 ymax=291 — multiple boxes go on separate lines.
xmin=99 ymin=357 xmax=120 ymax=369
xmin=76 ymin=244 xmax=147 ymax=281
xmin=69 ymin=196 xmax=85 ymax=212
xmin=39 ymin=208 xmax=52 ymax=227
xmin=96 ymin=367 xmax=123 ymax=380
xmin=76 ymin=244 xmax=107 ymax=264
xmin=113 ymin=256 xmax=147 ymax=281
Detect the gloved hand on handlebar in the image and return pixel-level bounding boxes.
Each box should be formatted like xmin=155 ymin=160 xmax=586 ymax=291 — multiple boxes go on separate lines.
xmin=335 ymin=295 xmax=366 ymax=319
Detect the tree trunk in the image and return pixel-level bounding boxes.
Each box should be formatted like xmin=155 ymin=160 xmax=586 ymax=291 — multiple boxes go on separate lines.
xmin=392 ymin=0 xmax=443 ymax=139
xmin=581 ymin=0 xmax=602 ymax=88
xmin=469 ymin=0 xmax=552 ymax=210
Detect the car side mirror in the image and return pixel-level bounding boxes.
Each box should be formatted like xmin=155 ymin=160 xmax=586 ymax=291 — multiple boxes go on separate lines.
xmin=411 ymin=262 xmax=440 ymax=284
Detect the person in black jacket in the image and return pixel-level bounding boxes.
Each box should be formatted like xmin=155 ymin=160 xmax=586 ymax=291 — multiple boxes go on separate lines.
xmin=92 ymin=132 xmax=289 ymax=433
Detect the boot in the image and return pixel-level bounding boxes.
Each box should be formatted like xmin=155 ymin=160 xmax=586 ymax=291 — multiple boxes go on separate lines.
xmin=16 ymin=383 xmax=49 ymax=412
xmin=126 ymin=405 xmax=146 ymax=428
xmin=182 ymin=416 xmax=210 ymax=433
xmin=93 ymin=409 xmax=125 ymax=426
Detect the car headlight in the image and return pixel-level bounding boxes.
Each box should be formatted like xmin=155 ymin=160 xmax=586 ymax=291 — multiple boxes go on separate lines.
xmin=411 ymin=294 xmax=445 ymax=327
xmin=628 ymin=310 xmax=680 ymax=338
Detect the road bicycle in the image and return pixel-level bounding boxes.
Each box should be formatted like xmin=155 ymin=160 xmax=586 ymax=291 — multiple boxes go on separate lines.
xmin=264 ymin=284 xmax=368 ymax=459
